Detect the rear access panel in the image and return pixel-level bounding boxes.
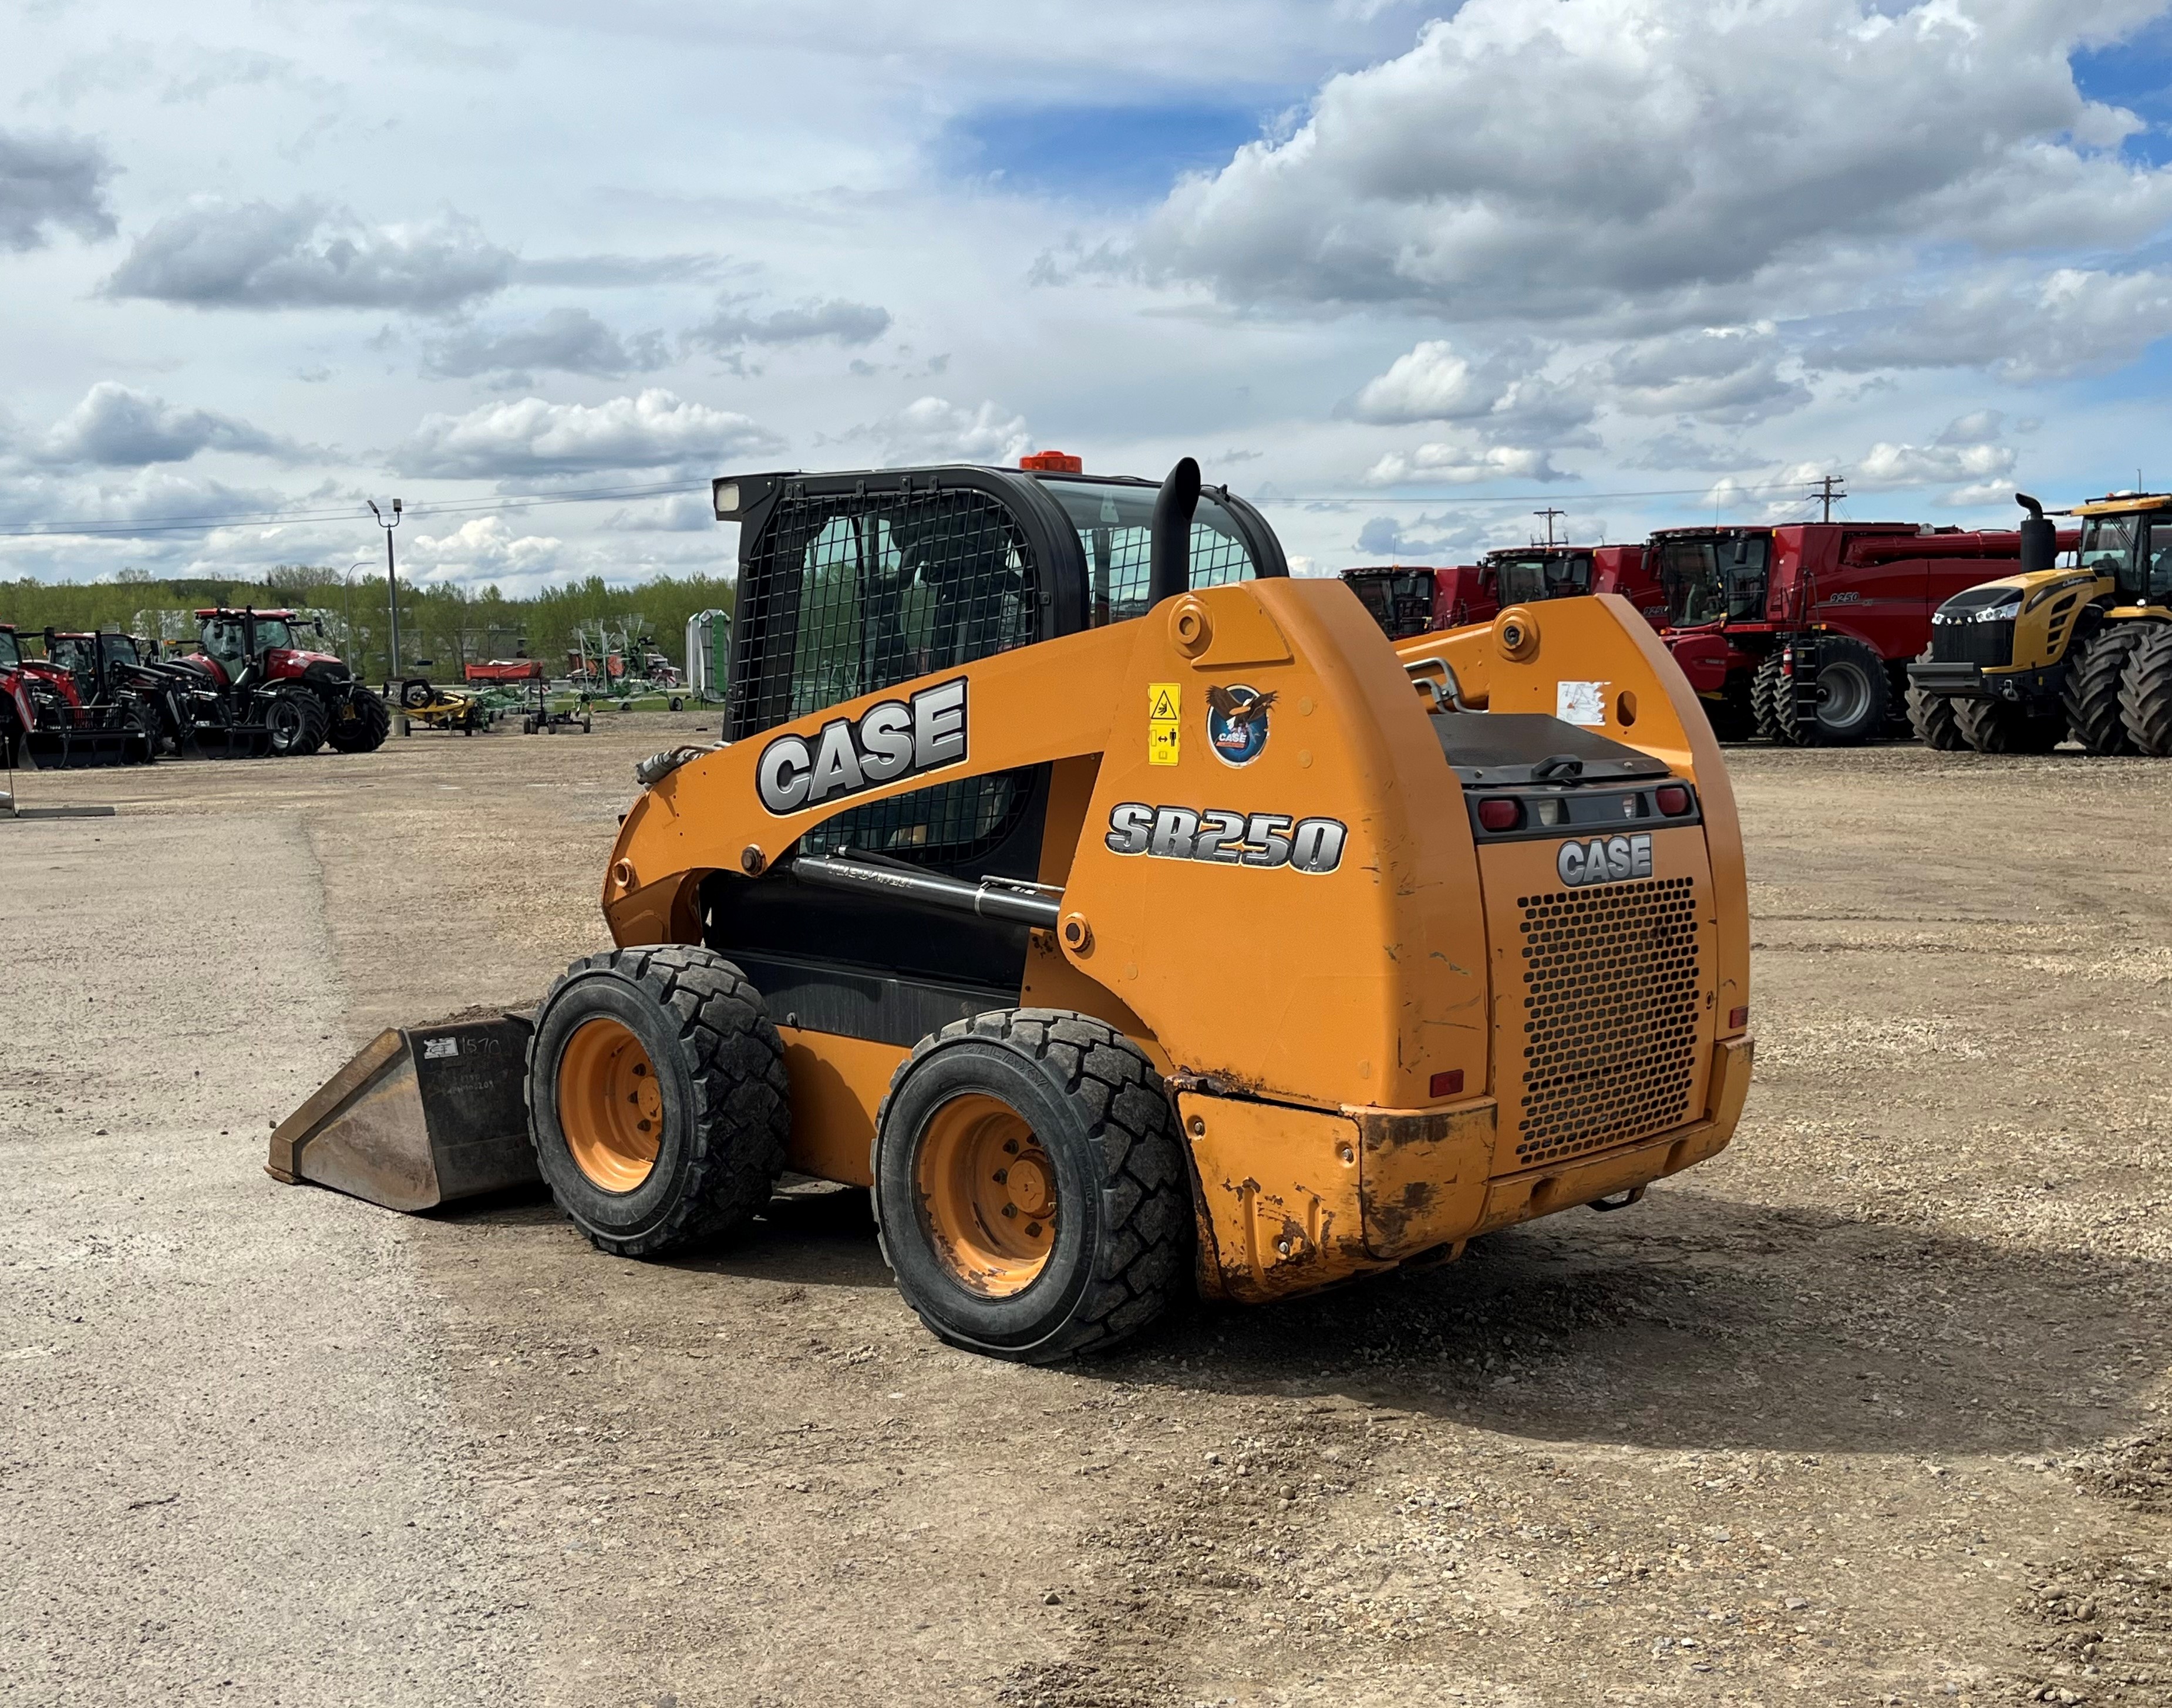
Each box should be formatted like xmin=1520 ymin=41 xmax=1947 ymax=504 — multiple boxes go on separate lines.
xmin=267 ymin=1015 xmax=538 ymax=1212
xmin=1481 ymin=828 xmax=1716 ymax=1177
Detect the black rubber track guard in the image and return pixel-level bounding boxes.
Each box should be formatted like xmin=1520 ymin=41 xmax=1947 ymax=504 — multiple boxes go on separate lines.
xmin=872 ymin=1009 xmax=1193 ymax=1365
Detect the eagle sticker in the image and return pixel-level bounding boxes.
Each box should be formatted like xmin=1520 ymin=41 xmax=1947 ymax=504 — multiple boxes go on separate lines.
xmin=1205 ymin=683 xmax=1277 ymax=766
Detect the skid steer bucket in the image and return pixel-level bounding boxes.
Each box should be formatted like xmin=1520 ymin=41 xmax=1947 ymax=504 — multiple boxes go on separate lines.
xmin=267 ymin=1013 xmax=540 ymax=1211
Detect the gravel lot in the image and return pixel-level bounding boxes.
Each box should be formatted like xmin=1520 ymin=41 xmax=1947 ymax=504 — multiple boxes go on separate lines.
xmin=3 ymin=720 xmax=2168 ymax=1707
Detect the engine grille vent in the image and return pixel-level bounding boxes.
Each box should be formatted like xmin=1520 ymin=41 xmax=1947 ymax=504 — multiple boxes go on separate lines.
xmin=1515 ymin=876 xmax=1703 ymax=1167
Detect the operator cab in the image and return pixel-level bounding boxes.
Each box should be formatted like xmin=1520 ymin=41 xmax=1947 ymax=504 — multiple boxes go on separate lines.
xmin=1342 ymin=567 xmax=1438 ymax=638
xmin=1653 ymin=529 xmax=1770 ymax=628
xmin=2071 ymin=494 xmax=2172 ymax=604
xmin=1486 ymin=548 xmax=1592 ymax=606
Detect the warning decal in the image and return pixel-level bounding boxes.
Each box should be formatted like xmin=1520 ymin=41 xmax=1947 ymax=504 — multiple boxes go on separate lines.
xmin=1148 ymin=682 xmax=1181 ymax=766
xmin=1555 ymin=679 xmax=1608 ymax=727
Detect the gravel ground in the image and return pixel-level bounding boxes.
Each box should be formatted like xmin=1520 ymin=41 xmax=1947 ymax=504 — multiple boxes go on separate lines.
xmin=2 ymin=722 xmax=2168 ymax=1707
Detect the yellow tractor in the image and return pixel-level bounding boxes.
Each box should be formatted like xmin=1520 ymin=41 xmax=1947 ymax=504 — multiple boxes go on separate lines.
xmin=1907 ymin=491 xmax=2172 ymax=754
xmin=270 ymin=456 xmax=1753 ymax=1362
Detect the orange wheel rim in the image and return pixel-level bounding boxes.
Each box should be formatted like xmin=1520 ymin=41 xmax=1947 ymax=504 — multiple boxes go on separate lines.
xmin=914 ymin=1093 xmax=1056 ymax=1297
xmin=557 ymin=1017 xmax=663 ymax=1192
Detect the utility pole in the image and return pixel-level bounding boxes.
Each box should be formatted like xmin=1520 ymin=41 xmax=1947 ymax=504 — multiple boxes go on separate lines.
xmin=1810 ymin=474 xmax=1847 ymax=523
xmin=1534 ymin=506 xmax=1566 ymax=546
xmin=368 ymin=499 xmax=403 ymax=688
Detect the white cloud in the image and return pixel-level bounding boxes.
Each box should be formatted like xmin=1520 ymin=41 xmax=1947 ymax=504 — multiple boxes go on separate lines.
xmin=1353 ymin=508 xmax=1496 ymax=558
xmin=1138 ymin=0 xmax=2172 ymax=332
xmin=28 ymin=381 xmax=303 ymax=467
xmin=392 ymin=390 xmax=783 ymax=479
xmin=1362 ymin=442 xmax=1567 ymax=487
xmin=857 ymin=397 xmax=1031 ymax=466
xmin=422 ymin=308 xmax=669 ymax=382
xmin=103 ymin=199 xmax=513 ymax=312
xmin=403 ymin=516 xmax=567 ymax=589
xmin=0 ymin=126 xmax=116 ymax=251
xmin=1815 ymin=265 xmax=2172 ymax=380
xmin=1599 ymin=325 xmax=1809 ymax=423
xmin=685 ymin=298 xmax=893 ymax=352
xmin=1348 ymin=341 xmax=1497 ymax=424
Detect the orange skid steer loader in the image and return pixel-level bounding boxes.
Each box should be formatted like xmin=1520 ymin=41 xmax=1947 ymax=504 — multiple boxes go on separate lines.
xmin=270 ymin=456 xmax=1752 ymax=1363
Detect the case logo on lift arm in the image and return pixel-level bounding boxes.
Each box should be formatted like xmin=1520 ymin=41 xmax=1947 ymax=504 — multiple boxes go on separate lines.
xmin=757 ymin=678 xmax=967 ymax=816
xmin=1557 ymin=833 xmax=1652 ymax=887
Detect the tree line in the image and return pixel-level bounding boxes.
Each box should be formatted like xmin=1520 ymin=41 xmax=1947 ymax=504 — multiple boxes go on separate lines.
xmin=0 ymin=568 xmax=737 ymax=683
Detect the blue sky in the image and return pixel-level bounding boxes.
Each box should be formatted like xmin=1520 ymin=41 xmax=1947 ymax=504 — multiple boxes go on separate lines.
xmin=2 ymin=0 xmax=2172 ymax=587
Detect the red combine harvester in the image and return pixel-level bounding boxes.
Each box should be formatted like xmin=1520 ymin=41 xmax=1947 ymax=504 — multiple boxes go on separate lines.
xmin=1342 ymin=544 xmax=1658 ymax=639
xmin=1648 ymin=522 xmax=2048 ymax=744
xmin=168 ymin=608 xmax=390 ymax=756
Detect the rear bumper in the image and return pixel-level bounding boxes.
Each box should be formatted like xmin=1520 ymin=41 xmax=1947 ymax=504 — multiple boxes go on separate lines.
xmin=1178 ymin=1035 xmax=1756 ymax=1305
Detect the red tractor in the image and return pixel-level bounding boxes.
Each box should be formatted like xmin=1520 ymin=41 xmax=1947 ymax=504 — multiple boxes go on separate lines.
xmin=1647 ymin=522 xmax=2050 ymax=744
xmin=1342 ymin=544 xmax=1659 ymax=638
xmin=0 ymin=624 xmax=156 ymax=768
xmin=169 ymin=608 xmax=390 ymax=756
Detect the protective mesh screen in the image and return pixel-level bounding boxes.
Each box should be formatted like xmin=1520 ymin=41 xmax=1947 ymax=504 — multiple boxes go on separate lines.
xmin=1039 ymin=481 xmax=1260 ymax=626
xmin=732 ymin=487 xmax=1042 ymax=865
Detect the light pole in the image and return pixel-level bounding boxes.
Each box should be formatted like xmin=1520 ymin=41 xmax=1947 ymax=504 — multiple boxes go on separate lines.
xmin=344 ymin=563 xmax=372 ymax=672
xmin=368 ymin=498 xmax=403 ymax=689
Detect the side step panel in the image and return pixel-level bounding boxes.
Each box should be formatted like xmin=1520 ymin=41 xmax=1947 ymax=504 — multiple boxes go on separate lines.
xmin=267 ymin=1014 xmax=539 ymax=1211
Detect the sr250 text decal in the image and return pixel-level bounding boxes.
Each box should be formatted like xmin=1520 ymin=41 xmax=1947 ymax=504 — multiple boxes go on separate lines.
xmin=1105 ymin=803 xmax=1348 ymax=874
xmin=757 ymin=678 xmax=967 ymax=816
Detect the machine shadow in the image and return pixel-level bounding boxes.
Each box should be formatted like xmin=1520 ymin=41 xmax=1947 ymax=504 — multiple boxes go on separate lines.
xmin=1085 ymin=1190 xmax=2171 ymax=1460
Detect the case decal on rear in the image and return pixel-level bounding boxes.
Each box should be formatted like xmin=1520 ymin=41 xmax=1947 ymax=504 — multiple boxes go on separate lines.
xmin=1557 ymin=833 xmax=1653 ymax=887
xmin=1104 ymin=803 xmax=1346 ymax=874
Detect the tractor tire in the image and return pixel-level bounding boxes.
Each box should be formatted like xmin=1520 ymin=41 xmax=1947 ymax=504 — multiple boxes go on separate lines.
xmin=872 ymin=1009 xmax=1193 ymax=1364
xmin=2063 ymin=625 xmax=2143 ymax=755
xmin=326 ymin=688 xmax=391 ymax=753
xmin=264 ymin=689 xmax=329 ymax=757
xmin=527 ymin=946 xmax=790 ymax=1259
xmin=1700 ymin=683 xmax=1755 ymax=742
xmin=1774 ymin=635 xmax=1890 ymax=747
xmin=1955 ymin=698 xmax=2064 ymax=754
xmin=1749 ymin=654 xmax=1786 ymax=742
xmin=2118 ymin=622 xmax=2172 ymax=756
xmin=1905 ymin=649 xmax=1967 ymax=750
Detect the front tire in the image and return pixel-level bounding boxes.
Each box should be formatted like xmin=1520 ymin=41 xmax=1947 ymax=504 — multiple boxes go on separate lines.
xmin=1956 ymin=698 xmax=2064 ymax=754
xmin=1905 ymin=649 xmax=1966 ymax=750
xmin=872 ymin=1010 xmax=1193 ymax=1364
xmin=2119 ymin=623 xmax=2172 ymax=756
xmin=1776 ymin=636 xmax=1889 ymax=746
xmin=326 ymin=688 xmax=391 ymax=753
xmin=2065 ymin=626 xmax=2143 ymax=755
xmin=265 ymin=689 xmax=329 ymax=756
xmin=527 ymin=946 xmax=790 ymax=1258
xmin=1749 ymin=654 xmax=1786 ymax=742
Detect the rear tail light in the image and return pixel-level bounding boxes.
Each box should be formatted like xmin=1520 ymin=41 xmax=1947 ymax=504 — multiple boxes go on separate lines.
xmin=1430 ymin=1069 xmax=1464 ymax=1098
xmin=1728 ymin=1005 xmax=1749 ymax=1030
xmin=1655 ymin=784 xmax=1692 ymax=816
xmin=1476 ymin=797 xmax=1521 ymax=831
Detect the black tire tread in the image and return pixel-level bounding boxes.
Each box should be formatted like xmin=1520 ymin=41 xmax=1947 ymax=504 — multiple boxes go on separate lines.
xmin=874 ymin=1008 xmax=1191 ymax=1363
xmin=2065 ymin=625 xmax=2143 ymax=756
xmin=1955 ymin=698 xmax=2063 ymax=754
xmin=269 ymin=688 xmax=329 ymax=756
xmin=327 ymin=688 xmax=391 ymax=753
xmin=530 ymin=945 xmax=790 ymax=1258
xmin=2119 ymin=622 xmax=2172 ymax=757
xmin=1749 ymin=653 xmax=1785 ymax=743
xmin=1905 ymin=648 xmax=1966 ymax=750
xmin=1776 ymin=635 xmax=1889 ymax=747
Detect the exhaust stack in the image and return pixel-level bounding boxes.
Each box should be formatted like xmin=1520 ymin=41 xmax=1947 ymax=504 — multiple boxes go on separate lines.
xmin=1149 ymin=457 xmax=1202 ymax=605
xmin=2016 ymin=491 xmax=2057 ymax=577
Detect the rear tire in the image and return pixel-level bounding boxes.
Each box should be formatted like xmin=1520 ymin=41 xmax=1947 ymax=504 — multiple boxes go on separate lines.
xmin=873 ymin=1010 xmax=1193 ymax=1364
xmin=265 ymin=689 xmax=328 ymax=757
xmin=1955 ymin=698 xmax=2064 ymax=754
xmin=1749 ymin=654 xmax=1786 ymax=742
xmin=1775 ymin=635 xmax=1889 ymax=746
xmin=1905 ymin=649 xmax=1966 ymax=750
xmin=2118 ymin=623 xmax=2172 ymax=756
xmin=527 ymin=946 xmax=790 ymax=1258
xmin=326 ymin=688 xmax=391 ymax=753
xmin=2063 ymin=626 xmax=2143 ymax=755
